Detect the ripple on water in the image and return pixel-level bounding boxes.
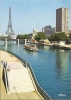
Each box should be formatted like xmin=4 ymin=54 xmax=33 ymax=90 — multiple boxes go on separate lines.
xmin=0 ymin=43 xmax=71 ymax=99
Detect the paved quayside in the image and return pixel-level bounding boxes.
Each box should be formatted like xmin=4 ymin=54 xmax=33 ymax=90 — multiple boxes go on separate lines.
xmin=0 ymin=50 xmax=43 ymax=100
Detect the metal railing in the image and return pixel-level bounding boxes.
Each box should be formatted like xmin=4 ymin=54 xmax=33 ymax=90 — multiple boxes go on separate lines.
xmin=3 ymin=62 xmax=9 ymax=93
xmin=1 ymin=49 xmax=51 ymax=99
xmin=27 ymin=62 xmax=51 ymax=100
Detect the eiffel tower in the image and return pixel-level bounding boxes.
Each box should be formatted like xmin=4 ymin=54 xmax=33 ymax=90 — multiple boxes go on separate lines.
xmin=6 ymin=7 xmax=14 ymax=35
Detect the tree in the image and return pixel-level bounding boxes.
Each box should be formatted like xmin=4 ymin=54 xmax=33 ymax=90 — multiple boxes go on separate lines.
xmin=17 ymin=34 xmax=30 ymax=39
xmin=49 ymin=32 xmax=67 ymax=41
xmin=35 ymin=32 xmax=46 ymax=41
xmin=69 ymin=33 xmax=71 ymax=40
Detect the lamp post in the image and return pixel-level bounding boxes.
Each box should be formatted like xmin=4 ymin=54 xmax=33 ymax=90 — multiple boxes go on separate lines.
xmin=0 ymin=37 xmax=1 ymax=64
xmin=5 ymin=45 xmax=6 ymax=66
xmin=5 ymin=39 xmax=7 ymax=65
xmin=0 ymin=49 xmax=1 ymax=63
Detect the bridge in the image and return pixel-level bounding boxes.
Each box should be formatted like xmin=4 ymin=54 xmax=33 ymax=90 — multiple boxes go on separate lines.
xmin=0 ymin=39 xmax=30 ymax=44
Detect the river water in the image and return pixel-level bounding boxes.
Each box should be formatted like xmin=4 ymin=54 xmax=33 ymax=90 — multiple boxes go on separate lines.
xmin=0 ymin=41 xmax=71 ymax=100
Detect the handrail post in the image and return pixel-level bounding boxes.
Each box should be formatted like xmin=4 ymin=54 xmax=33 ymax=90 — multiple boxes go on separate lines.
xmin=4 ymin=62 xmax=10 ymax=94
xmin=4 ymin=62 xmax=8 ymax=93
xmin=5 ymin=62 xmax=10 ymax=94
xmin=26 ymin=62 xmax=27 ymax=68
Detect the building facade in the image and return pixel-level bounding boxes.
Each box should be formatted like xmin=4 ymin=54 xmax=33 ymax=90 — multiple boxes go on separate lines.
xmin=69 ymin=30 xmax=71 ymax=34
xmin=28 ymin=28 xmax=38 ymax=39
xmin=42 ymin=26 xmax=55 ymax=38
xmin=33 ymin=29 xmax=38 ymax=34
xmin=56 ymin=7 xmax=69 ymax=34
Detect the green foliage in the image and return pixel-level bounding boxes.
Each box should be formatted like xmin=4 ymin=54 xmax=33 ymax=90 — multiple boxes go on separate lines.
xmin=35 ymin=32 xmax=46 ymax=41
xmin=0 ymin=35 xmax=9 ymax=39
xmin=69 ymin=33 xmax=71 ymax=40
xmin=49 ymin=32 xmax=67 ymax=41
xmin=17 ymin=34 xmax=30 ymax=39
xmin=7 ymin=35 xmax=11 ymax=39
xmin=66 ymin=37 xmax=70 ymax=44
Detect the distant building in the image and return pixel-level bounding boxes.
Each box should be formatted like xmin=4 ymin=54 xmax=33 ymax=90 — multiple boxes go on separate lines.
xmin=56 ymin=7 xmax=69 ymax=34
xmin=55 ymin=27 xmax=56 ymax=33
xmin=33 ymin=29 xmax=38 ymax=33
xmin=42 ymin=26 xmax=55 ymax=38
xmin=10 ymin=34 xmax=16 ymax=39
xmin=42 ymin=27 xmax=44 ymax=33
xmin=39 ymin=39 xmax=50 ymax=44
xmin=69 ymin=30 xmax=71 ymax=33
xmin=28 ymin=29 xmax=38 ymax=39
xmin=32 ymin=28 xmax=38 ymax=38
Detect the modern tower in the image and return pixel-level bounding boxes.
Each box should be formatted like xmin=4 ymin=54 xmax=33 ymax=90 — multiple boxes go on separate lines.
xmin=6 ymin=7 xmax=14 ymax=35
xmin=56 ymin=7 xmax=69 ymax=34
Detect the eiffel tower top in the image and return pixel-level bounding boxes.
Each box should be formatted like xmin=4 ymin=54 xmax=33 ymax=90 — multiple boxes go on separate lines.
xmin=6 ymin=7 xmax=14 ymax=35
xmin=9 ymin=6 xmax=11 ymax=9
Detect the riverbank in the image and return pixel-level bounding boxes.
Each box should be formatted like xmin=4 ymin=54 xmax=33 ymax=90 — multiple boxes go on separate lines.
xmin=0 ymin=50 xmax=20 ymax=62
xmin=0 ymin=42 xmax=71 ymax=99
xmin=28 ymin=42 xmax=71 ymax=50
xmin=0 ymin=50 xmax=43 ymax=100
xmin=53 ymin=44 xmax=71 ymax=50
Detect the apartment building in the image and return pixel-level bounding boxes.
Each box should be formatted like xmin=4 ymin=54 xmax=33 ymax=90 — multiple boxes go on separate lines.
xmin=42 ymin=26 xmax=55 ymax=38
xmin=56 ymin=7 xmax=69 ymax=34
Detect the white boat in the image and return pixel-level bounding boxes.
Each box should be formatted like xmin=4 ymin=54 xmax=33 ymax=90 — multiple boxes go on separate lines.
xmin=24 ymin=44 xmax=38 ymax=52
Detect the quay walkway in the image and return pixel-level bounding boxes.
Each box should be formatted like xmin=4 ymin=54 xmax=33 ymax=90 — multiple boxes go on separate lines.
xmin=0 ymin=50 xmax=43 ymax=100
xmin=0 ymin=50 xmax=51 ymax=100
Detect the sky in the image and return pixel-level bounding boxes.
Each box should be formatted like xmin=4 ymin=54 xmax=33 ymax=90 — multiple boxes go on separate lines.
xmin=0 ymin=0 xmax=71 ymax=34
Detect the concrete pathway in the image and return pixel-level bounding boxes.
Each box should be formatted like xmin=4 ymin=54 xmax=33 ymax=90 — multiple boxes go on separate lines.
xmin=0 ymin=50 xmax=43 ymax=100
xmin=7 ymin=62 xmax=35 ymax=93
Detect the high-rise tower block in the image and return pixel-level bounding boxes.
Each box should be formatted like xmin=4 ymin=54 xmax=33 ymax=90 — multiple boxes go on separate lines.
xmin=56 ymin=7 xmax=69 ymax=34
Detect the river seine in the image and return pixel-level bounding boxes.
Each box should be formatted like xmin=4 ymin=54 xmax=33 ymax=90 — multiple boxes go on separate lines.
xmin=0 ymin=41 xmax=71 ymax=100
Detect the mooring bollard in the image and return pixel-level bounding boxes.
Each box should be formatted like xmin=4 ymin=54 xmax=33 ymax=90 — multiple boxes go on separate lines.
xmin=18 ymin=39 xmax=19 ymax=43
xmin=5 ymin=39 xmax=7 ymax=44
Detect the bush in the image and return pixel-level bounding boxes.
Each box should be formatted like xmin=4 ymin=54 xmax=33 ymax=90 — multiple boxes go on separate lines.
xmin=49 ymin=32 xmax=67 ymax=41
xmin=35 ymin=32 xmax=46 ymax=41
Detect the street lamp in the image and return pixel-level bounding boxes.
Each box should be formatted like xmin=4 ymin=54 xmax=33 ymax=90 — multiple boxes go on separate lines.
xmin=0 ymin=37 xmax=1 ymax=64
xmin=5 ymin=39 xmax=7 ymax=66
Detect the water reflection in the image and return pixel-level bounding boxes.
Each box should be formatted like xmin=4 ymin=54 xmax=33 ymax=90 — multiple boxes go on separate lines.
xmin=56 ymin=50 xmax=69 ymax=80
xmin=18 ymin=43 xmax=19 ymax=52
xmin=5 ymin=43 xmax=7 ymax=49
xmin=24 ymin=48 xmax=38 ymax=57
xmin=37 ymin=44 xmax=50 ymax=50
xmin=0 ymin=41 xmax=71 ymax=99
xmin=7 ymin=40 xmax=16 ymax=45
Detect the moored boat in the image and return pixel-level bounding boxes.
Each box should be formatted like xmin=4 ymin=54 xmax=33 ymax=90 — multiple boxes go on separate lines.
xmin=24 ymin=44 xmax=38 ymax=52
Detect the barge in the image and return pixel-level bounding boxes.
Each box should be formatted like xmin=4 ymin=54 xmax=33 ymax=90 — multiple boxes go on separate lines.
xmin=24 ymin=44 xmax=38 ymax=52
